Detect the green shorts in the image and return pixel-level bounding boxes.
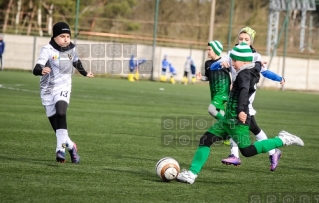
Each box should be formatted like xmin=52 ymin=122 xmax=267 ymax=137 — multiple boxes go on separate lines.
xmin=207 ymin=120 xmax=251 ymax=148
xmin=210 ymin=94 xmax=228 ymax=111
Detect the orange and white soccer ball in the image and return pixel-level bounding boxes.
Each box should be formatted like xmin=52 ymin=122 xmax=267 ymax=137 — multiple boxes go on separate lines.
xmin=155 ymin=157 xmax=180 ymax=181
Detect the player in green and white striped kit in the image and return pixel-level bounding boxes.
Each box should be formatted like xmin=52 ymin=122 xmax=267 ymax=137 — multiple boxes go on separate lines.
xmin=202 ymin=40 xmax=230 ymax=121
xmin=176 ymin=42 xmax=304 ymax=184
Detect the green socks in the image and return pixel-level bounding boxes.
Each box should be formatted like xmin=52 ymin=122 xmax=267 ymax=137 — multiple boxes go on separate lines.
xmin=253 ymin=137 xmax=284 ymax=154
xmin=189 ymin=146 xmax=211 ymax=175
xmin=187 ymin=137 xmax=283 ymax=175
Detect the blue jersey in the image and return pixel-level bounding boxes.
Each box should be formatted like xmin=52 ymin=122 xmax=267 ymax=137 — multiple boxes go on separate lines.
xmin=169 ymin=64 xmax=176 ymax=75
xmin=130 ymin=58 xmax=146 ymax=71
xmin=129 ymin=56 xmax=135 ymax=70
xmin=162 ymin=59 xmax=169 ymax=70
xmin=0 ymin=40 xmax=5 ymax=55
xmin=137 ymin=59 xmax=146 ymax=66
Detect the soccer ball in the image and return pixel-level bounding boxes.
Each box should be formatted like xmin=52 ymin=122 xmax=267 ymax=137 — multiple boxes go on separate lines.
xmin=155 ymin=157 xmax=180 ymax=181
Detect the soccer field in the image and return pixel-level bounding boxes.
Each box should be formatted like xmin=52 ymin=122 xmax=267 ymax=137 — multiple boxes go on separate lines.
xmin=0 ymin=71 xmax=318 ymax=203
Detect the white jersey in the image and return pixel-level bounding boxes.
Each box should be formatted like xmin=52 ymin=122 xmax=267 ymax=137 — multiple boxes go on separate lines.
xmin=36 ymin=44 xmax=78 ymax=105
xmin=221 ymin=51 xmax=266 ymax=116
xmin=184 ymin=58 xmax=192 ymax=72
xmin=222 ymin=51 xmax=267 ymax=83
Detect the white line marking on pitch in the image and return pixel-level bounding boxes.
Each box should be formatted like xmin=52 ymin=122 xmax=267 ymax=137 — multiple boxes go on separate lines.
xmin=0 ymin=84 xmax=39 ymax=93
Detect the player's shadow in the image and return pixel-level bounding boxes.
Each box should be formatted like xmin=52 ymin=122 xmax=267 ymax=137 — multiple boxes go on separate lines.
xmin=285 ymin=166 xmax=319 ymax=172
xmin=113 ymin=154 xmax=158 ymax=162
xmin=103 ymin=167 xmax=157 ymax=182
xmin=0 ymin=155 xmax=60 ymax=167
xmin=103 ymin=167 xmax=185 ymax=184
xmin=109 ymin=155 xmax=218 ymax=183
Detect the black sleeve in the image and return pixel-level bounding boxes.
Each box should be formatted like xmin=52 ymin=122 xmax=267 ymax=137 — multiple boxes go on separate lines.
xmin=73 ymin=59 xmax=88 ymax=76
xmin=250 ymin=61 xmax=261 ymax=82
xmin=204 ymin=61 xmax=209 ymax=78
xmin=204 ymin=61 xmax=212 ymax=81
xmin=33 ymin=61 xmax=51 ymax=76
xmin=254 ymin=61 xmax=262 ymax=73
xmin=33 ymin=64 xmax=43 ymax=76
xmin=237 ymin=71 xmax=250 ymax=113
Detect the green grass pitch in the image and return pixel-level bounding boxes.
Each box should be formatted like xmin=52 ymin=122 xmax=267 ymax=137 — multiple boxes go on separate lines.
xmin=0 ymin=71 xmax=318 ymax=203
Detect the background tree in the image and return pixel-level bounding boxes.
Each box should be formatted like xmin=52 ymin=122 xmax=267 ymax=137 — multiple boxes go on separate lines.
xmin=0 ymin=0 xmax=318 ymax=55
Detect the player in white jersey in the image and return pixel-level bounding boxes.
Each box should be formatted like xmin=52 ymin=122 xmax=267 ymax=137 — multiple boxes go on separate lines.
xmin=182 ymin=56 xmax=192 ymax=85
xmin=32 ymin=22 xmax=94 ymax=163
xmin=220 ymin=27 xmax=285 ymax=171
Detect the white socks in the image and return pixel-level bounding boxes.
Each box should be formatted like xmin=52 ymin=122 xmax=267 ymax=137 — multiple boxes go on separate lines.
xmin=255 ymin=130 xmax=276 ymax=156
xmin=230 ymin=138 xmax=239 ymax=159
xmin=56 ymin=129 xmax=74 ymax=152
xmin=56 ymin=129 xmax=67 ymax=152
xmin=65 ymin=134 xmax=74 ymax=151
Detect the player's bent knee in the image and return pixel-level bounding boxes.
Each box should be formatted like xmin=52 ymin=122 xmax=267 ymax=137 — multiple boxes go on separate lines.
xmin=199 ymin=132 xmax=223 ymax=147
xmin=239 ymin=146 xmax=258 ymax=157
xmin=55 ymin=101 xmax=68 ymax=117
xmin=249 ymin=116 xmax=261 ymax=135
xmin=208 ymin=104 xmax=218 ymax=117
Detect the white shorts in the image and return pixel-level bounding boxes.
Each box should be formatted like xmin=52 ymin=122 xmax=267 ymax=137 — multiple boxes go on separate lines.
xmin=42 ymin=89 xmax=71 ymax=117
xmin=249 ymin=89 xmax=257 ymax=116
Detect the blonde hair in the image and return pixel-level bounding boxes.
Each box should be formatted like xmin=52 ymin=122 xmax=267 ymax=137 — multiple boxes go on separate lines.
xmin=238 ymin=27 xmax=256 ymax=44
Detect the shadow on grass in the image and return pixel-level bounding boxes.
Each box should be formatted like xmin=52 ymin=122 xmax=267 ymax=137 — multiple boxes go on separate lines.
xmin=113 ymin=154 xmax=158 ymax=162
xmin=285 ymin=166 xmax=319 ymax=173
xmin=104 ymin=167 xmax=157 ymax=182
xmin=112 ymin=154 xmax=195 ymax=169
xmin=0 ymin=155 xmax=61 ymax=167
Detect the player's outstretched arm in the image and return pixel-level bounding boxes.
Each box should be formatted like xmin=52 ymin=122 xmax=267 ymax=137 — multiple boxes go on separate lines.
xmin=86 ymin=72 xmax=94 ymax=78
xmin=210 ymin=61 xmax=222 ymax=71
xmin=73 ymin=59 xmax=91 ymax=77
xmin=220 ymin=52 xmax=231 ymax=68
xmin=260 ymin=69 xmax=284 ymax=83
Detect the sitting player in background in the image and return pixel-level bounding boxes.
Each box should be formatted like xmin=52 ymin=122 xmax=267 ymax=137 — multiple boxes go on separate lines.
xmin=128 ymin=55 xmax=146 ymax=82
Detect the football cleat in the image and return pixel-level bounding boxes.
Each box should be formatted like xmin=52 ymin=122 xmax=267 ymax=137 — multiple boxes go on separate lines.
xmin=56 ymin=150 xmax=66 ymax=163
xmin=278 ymin=131 xmax=304 ymax=146
xmin=269 ymin=149 xmax=282 ymax=171
xmin=68 ymin=143 xmax=80 ymax=164
xmin=176 ymin=169 xmax=197 ymax=184
xmin=221 ymin=154 xmax=241 ymax=166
